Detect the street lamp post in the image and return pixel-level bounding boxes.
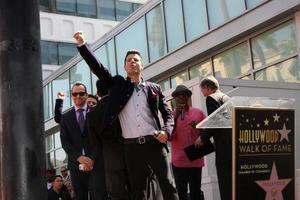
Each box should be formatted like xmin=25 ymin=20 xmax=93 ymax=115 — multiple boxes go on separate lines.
xmin=0 ymin=0 xmax=46 ymax=199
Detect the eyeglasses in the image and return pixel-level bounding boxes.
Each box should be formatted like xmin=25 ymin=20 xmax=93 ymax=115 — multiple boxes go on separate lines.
xmin=72 ymin=92 xmax=86 ymax=97
xmin=60 ymin=170 xmax=67 ymax=173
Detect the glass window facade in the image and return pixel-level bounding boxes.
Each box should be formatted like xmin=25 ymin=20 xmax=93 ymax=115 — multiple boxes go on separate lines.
xmin=116 ymin=1 xmax=133 ymax=21
xmin=46 ymin=151 xmax=55 ymax=169
xmin=97 ymin=0 xmax=115 ymax=20
xmin=55 ymin=148 xmax=67 ymax=167
xmin=58 ymin=42 xmax=78 ymax=65
xmin=171 ymin=70 xmax=189 ymax=88
xmin=40 ymin=0 xmax=51 ymax=11
xmin=146 ymin=5 xmax=167 ymax=62
xmin=91 ymin=73 xmax=98 ymax=95
xmin=149 ymin=20 xmax=299 ymax=86
xmin=183 ymin=0 xmax=208 ymax=41
xmin=133 ymin=3 xmax=140 ymax=11
xmin=251 ymin=21 xmax=297 ymax=69
xmin=54 ymin=132 xmax=62 ymax=149
xmin=164 ymin=0 xmax=185 ymax=51
xmin=246 ymin=0 xmax=265 ymax=8
xmin=41 ymin=0 xmax=266 ymax=70
xmin=41 ymin=41 xmax=58 ymax=65
xmin=189 ymin=60 xmax=212 ymax=79
xmin=115 ymin=17 xmax=148 ymax=76
xmin=45 ymin=134 xmax=54 ymax=152
xmin=56 ymin=0 xmax=76 ymax=14
xmin=43 ymin=83 xmax=53 ymax=120
xmin=77 ymin=0 xmax=97 ymax=17
xmin=70 ymin=61 xmax=92 ymax=94
xmin=41 ymin=41 xmax=77 ymax=65
xmin=52 ymin=71 xmax=71 ymax=111
xmin=94 ymin=40 xmax=117 ymax=75
xmin=41 ymin=0 xmax=140 ymax=21
xmin=45 ymin=132 xmax=66 ymax=169
xmin=207 ymin=0 xmax=245 ymax=28
xmin=214 ymin=42 xmax=251 ymax=78
xmin=255 ymin=58 xmax=300 ymax=83
xmin=158 ymin=78 xmax=170 ymax=91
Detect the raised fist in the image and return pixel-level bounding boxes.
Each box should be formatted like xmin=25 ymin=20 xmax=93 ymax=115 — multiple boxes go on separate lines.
xmin=73 ymin=31 xmax=85 ymax=46
xmin=57 ymin=92 xmax=65 ymax=100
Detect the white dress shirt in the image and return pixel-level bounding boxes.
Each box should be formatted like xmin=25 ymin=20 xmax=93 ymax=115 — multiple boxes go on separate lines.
xmin=119 ymin=83 xmax=157 ymax=138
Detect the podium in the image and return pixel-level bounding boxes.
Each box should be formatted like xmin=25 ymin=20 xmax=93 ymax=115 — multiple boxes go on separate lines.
xmin=196 ymin=96 xmax=295 ymax=200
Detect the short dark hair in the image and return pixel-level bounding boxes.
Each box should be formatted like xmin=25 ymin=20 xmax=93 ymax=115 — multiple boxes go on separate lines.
xmin=52 ymin=175 xmax=63 ymax=182
xmin=46 ymin=168 xmax=55 ymax=174
xmin=88 ymin=94 xmax=98 ymax=101
xmin=124 ymin=49 xmax=142 ymax=65
xmin=96 ymin=80 xmax=108 ymax=97
xmin=200 ymin=76 xmax=219 ymax=89
xmin=71 ymin=83 xmax=87 ymax=92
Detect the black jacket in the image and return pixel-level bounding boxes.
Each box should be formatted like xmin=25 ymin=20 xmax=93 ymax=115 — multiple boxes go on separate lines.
xmin=47 ymin=188 xmax=71 ymax=200
xmin=87 ymin=96 xmax=122 ymax=161
xmin=60 ymin=108 xmax=91 ymax=169
xmin=78 ymin=44 xmax=174 ymax=136
xmin=54 ymin=98 xmax=63 ymax=123
xmin=201 ymin=91 xmax=232 ymax=164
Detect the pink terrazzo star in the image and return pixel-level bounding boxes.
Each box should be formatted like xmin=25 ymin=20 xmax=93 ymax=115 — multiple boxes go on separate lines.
xmin=255 ymin=162 xmax=292 ymax=200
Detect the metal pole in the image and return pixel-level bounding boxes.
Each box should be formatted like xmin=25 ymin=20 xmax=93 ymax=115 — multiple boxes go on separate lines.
xmin=0 ymin=0 xmax=46 ymax=199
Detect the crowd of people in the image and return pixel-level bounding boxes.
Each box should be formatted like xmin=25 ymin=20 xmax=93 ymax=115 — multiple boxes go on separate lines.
xmin=46 ymin=167 xmax=75 ymax=200
xmin=46 ymin=31 xmax=232 ymax=200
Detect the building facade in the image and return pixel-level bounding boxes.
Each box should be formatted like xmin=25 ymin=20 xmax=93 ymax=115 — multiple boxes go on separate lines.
xmin=43 ymin=0 xmax=300 ymax=199
xmin=39 ymin=0 xmax=143 ymax=79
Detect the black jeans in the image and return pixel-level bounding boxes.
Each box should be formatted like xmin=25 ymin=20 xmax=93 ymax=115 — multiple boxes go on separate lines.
xmin=89 ymin=156 xmax=107 ymax=200
xmin=172 ymin=165 xmax=204 ymax=200
xmin=69 ymin=169 xmax=90 ymax=200
xmin=102 ymin=142 xmax=130 ymax=200
xmin=124 ymin=141 xmax=179 ymax=200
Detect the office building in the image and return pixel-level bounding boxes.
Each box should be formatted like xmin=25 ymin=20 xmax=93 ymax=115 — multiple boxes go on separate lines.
xmin=40 ymin=0 xmax=143 ymax=79
xmin=43 ymin=0 xmax=300 ymax=199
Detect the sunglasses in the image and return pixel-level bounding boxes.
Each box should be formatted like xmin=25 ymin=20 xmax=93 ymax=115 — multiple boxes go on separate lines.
xmin=72 ymin=92 xmax=86 ymax=97
xmin=60 ymin=170 xmax=66 ymax=173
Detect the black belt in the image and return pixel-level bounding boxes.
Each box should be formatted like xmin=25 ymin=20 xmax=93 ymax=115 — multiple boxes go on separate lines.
xmin=123 ymin=135 xmax=156 ymax=144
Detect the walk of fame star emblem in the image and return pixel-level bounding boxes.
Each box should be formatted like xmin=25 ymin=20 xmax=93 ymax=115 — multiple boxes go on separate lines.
xmin=255 ymin=162 xmax=292 ymax=200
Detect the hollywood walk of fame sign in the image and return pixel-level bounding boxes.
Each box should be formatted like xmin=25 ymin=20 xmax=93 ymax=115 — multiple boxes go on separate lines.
xmin=232 ymin=107 xmax=295 ymax=200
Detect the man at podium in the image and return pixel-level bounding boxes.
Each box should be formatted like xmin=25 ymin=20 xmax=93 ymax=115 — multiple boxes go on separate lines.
xmin=195 ymin=76 xmax=232 ymax=200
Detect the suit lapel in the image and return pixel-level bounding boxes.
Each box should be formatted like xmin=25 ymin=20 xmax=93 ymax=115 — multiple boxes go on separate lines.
xmin=145 ymin=82 xmax=156 ymax=113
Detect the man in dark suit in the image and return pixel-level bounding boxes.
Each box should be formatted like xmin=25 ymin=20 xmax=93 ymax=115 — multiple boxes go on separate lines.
xmin=74 ymin=31 xmax=178 ymax=200
xmin=87 ymin=80 xmax=130 ymax=200
xmin=195 ymin=76 xmax=231 ymax=200
xmin=60 ymin=83 xmax=106 ymax=200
